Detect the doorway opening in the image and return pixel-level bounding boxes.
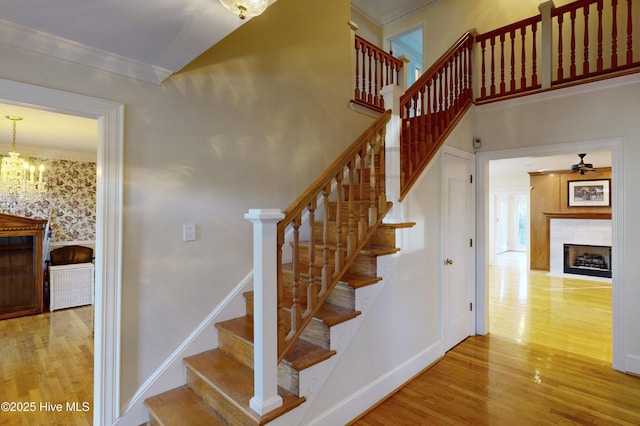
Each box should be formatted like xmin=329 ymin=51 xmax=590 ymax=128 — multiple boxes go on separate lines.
xmin=389 ymin=27 xmax=423 ymax=87
xmin=0 ymin=78 xmax=124 ymax=425
xmin=477 ymin=141 xmax=623 ymax=371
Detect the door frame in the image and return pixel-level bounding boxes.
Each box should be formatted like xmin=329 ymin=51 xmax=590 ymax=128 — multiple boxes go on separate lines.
xmin=441 ymin=146 xmax=476 ymax=348
xmin=475 ymin=138 xmax=624 ymax=372
xmin=0 ymin=79 xmax=124 ymax=424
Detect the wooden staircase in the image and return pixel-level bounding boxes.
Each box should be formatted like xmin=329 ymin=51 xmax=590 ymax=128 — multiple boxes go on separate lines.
xmin=144 ymin=135 xmax=412 ymax=424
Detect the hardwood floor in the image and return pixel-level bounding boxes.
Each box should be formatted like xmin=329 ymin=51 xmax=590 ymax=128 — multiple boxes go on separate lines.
xmin=489 ymin=251 xmax=612 ymax=363
xmin=0 ymin=306 xmax=93 ymax=426
xmin=351 ymin=252 xmax=640 ymax=425
xmin=1 ymin=253 xmax=634 ymax=425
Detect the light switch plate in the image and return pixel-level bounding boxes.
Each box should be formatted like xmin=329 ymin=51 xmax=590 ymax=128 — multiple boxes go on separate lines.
xmin=183 ymin=223 xmax=196 ymax=241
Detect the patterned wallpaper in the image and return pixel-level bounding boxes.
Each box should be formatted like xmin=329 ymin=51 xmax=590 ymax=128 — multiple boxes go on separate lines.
xmin=0 ymin=157 xmax=96 ymax=243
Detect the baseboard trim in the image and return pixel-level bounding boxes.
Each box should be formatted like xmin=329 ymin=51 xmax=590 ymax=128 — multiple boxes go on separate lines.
xmin=113 ymin=271 xmax=253 ymax=425
xmin=626 ymin=354 xmax=640 ymax=375
xmin=305 ymin=341 xmax=444 ymax=426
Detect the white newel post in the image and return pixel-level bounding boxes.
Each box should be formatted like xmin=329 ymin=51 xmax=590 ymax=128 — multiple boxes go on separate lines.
xmin=244 ymin=209 xmax=284 ymax=415
xmin=380 ymin=84 xmax=406 ymax=223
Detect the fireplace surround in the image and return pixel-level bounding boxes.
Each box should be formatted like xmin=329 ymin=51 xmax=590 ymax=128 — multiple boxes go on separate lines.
xmin=548 ymin=217 xmax=612 ymax=279
xmin=564 ymin=243 xmax=612 ymax=278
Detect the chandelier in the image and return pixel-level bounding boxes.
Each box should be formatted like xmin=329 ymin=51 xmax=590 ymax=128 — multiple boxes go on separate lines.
xmin=0 ymin=115 xmax=47 ymax=208
xmin=219 ymin=0 xmax=268 ymax=19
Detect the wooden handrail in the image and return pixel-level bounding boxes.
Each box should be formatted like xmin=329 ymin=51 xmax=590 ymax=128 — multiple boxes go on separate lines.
xmin=276 ymin=111 xmax=391 ymax=362
xmin=399 ymin=32 xmax=474 ymax=200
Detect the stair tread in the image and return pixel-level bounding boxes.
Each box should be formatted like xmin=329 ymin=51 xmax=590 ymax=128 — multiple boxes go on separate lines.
xmin=184 ymin=349 xmax=306 ymax=423
xmin=279 ymin=295 xmax=361 ymax=326
xmin=215 ymin=316 xmax=252 ymax=341
xmin=220 ymin=299 xmax=359 ymax=331
xmin=145 ymin=385 xmax=227 ymax=426
xmin=283 ymin=338 xmax=337 ymax=371
xmin=216 ymin=315 xmax=338 ymax=372
xmin=340 ymin=272 xmax=382 ymax=288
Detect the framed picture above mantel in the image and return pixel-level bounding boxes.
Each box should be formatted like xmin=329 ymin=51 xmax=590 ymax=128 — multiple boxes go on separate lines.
xmin=568 ymin=179 xmax=611 ymax=207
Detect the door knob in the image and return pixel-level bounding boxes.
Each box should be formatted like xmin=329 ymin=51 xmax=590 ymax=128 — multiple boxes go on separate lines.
xmin=445 ymin=258 xmax=453 ymax=265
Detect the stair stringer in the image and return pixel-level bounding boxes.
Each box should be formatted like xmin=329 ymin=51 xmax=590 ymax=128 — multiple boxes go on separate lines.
xmin=267 ymin=241 xmax=402 ymax=426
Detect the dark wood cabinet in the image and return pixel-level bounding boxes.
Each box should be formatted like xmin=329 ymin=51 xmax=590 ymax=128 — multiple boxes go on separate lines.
xmin=0 ymin=213 xmax=48 ymax=320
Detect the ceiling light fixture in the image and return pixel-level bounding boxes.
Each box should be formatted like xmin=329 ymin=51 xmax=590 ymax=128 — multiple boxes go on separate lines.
xmin=1 ymin=115 xmax=47 ymax=209
xmin=219 ymin=0 xmax=268 ymax=19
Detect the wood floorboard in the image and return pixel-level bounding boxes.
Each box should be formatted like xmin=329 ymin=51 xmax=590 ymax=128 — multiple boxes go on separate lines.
xmin=2 ymin=252 xmax=635 ymax=425
xmin=0 ymin=306 xmax=93 ymax=426
xmin=351 ymin=252 xmax=640 ymax=425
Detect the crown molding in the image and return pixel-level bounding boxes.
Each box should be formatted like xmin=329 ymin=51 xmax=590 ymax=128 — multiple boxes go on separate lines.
xmin=0 ymin=143 xmax=96 ymax=162
xmin=351 ymin=0 xmax=440 ymax=26
xmin=0 ymin=18 xmax=172 ymax=85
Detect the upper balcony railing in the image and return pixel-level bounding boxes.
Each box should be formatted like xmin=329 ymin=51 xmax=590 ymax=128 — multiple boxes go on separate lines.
xmin=353 ymin=35 xmax=405 ymax=112
xmin=475 ymin=0 xmax=639 ymax=102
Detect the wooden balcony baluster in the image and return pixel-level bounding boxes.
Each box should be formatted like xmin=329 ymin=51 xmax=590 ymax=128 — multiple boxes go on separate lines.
xmin=490 ymin=36 xmax=497 ymax=95
xmin=499 ymin=33 xmax=506 ymax=93
xmin=521 ymin=26 xmax=528 ymax=89
xmin=558 ymin=13 xmax=565 ymax=80
xmin=597 ymin=0 xmax=604 ymax=71
xmin=583 ymin=3 xmax=591 ymax=75
xmin=570 ymin=9 xmax=577 ymax=78
xmin=508 ymin=29 xmax=516 ymax=91
xmin=480 ymin=39 xmax=487 ymax=98
xmin=612 ymin=0 xmax=618 ymax=68
xmin=626 ymin=0 xmax=633 ymax=65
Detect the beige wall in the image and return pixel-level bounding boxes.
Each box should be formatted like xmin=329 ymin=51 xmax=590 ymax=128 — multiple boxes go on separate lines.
xmin=0 ymin=0 xmax=374 ymax=407
xmin=350 ymin=7 xmax=383 ymax=46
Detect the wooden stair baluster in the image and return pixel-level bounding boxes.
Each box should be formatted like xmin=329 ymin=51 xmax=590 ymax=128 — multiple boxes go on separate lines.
xmin=288 ymin=215 xmax=302 ymax=340
xmin=358 ymin=147 xmax=367 ymax=241
xmin=305 ymin=200 xmax=318 ymax=318
xmin=368 ymin=137 xmax=378 ymax=227
xmin=348 ymin=159 xmax=357 ymax=257
xmin=321 ymin=184 xmax=331 ymax=297
xmin=334 ymin=171 xmax=344 ymax=275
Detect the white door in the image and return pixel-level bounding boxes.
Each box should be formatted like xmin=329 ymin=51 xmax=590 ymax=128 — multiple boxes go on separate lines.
xmin=442 ymin=151 xmax=474 ymax=352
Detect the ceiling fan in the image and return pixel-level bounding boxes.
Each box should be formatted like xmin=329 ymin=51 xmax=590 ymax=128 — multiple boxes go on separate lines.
xmin=571 ymin=153 xmax=596 ymax=175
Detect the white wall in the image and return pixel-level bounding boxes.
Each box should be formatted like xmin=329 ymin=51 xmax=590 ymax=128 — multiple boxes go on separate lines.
xmin=298 ymin=110 xmax=476 ymax=424
xmin=0 ymin=0 xmax=374 ymax=412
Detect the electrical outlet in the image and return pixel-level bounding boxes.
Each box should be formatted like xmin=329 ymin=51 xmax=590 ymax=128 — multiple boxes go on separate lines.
xmin=183 ymin=223 xmax=196 ymax=242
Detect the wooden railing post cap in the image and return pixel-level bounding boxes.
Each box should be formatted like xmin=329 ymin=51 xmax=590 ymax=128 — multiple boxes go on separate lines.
xmin=244 ymin=209 xmax=285 ymax=221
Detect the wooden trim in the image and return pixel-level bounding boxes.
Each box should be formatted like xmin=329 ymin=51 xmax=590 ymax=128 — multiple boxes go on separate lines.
xmin=544 ymin=212 xmax=611 ymax=220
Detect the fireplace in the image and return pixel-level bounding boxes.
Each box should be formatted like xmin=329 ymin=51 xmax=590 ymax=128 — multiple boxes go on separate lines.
xmin=563 ymin=243 xmax=612 ymax=278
